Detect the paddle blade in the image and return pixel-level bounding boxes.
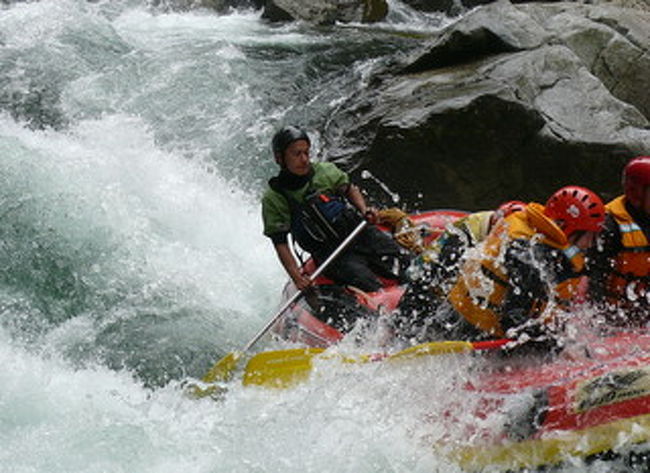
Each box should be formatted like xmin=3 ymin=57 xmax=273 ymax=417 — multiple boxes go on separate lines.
xmin=243 ymin=348 xmax=326 ymax=389
xmin=240 ymin=339 xmax=511 ymax=390
xmin=240 ymin=342 xmax=471 ymax=389
xmin=202 ymin=351 xmax=242 ymax=384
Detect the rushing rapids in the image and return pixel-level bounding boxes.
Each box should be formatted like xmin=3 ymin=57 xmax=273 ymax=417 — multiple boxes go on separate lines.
xmin=1 ymin=1 xmax=648 ymax=472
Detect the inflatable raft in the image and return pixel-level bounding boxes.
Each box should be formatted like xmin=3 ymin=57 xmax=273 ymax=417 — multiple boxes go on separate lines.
xmin=447 ymin=330 xmax=650 ymax=471
xmin=244 ymin=208 xmax=650 ymax=471
xmin=242 ymin=329 xmax=650 ymax=471
xmin=270 ymin=209 xmax=468 ymax=347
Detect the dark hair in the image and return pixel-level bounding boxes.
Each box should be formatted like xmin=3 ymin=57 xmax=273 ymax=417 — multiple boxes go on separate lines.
xmin=272 ymin=126 xmax=310 ymax=157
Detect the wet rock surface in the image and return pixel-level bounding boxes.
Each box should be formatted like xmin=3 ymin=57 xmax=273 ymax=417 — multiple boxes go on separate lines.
xmin=322 ymin=1 xmax=650 ymax=210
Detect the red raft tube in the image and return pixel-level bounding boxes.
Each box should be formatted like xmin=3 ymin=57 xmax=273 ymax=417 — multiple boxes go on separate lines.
xmin=447 ymin=330 xmax=650 ymax=471
xmin=271 ymin=209 xmax=468 ymax=347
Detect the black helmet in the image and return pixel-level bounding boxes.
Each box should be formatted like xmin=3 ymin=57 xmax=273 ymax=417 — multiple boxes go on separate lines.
xmin=272 ymin=126 xmax=310 ymax=157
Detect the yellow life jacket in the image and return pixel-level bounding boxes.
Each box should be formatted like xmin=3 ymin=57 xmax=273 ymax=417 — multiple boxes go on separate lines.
xmin=604 ymin=196 xmax=650 ymax=302
xmin=448 ymin=203 xmax=584 ymax=337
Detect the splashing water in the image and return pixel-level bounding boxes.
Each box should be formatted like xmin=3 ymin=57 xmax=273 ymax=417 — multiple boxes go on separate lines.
xmin=0 ymin=1 xmax=642 ymax=472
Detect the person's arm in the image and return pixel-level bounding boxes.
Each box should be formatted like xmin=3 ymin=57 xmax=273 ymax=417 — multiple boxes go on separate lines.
xmin=504 ymin=240 xmax=586 ymax=346
xmin=586 ymin=215 xmax=620 ymax=303
xmin=274 ymin=242 xmax=311 ymax=291
xmin=500 ymin=240 xmax=548 ymax=334
xmin=262 ymin=190 xmax=311 ymax=290
xmin=343 ymin=183 xmax=377 ymax=223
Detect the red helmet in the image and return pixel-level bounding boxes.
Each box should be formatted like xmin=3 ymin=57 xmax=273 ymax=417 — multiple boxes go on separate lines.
xmin=497 ymin=200 xmax=526 ymax=217
xmin=623 ymin=156 xmax=650 ymax=208
xmin=544 ymin=186 xmax=605 ymax=237
xmin=490 ymin=200 xmax=526 ymax=227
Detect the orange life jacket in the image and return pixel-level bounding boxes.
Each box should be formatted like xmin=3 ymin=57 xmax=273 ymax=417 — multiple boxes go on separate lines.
xmin=604 ymin=196 xmax=650 ymax=303
xmin=448 ymin=203 xmax=584 ymax=337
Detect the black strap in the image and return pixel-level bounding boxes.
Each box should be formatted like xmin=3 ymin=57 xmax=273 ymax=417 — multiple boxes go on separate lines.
xmin=480 ymin=265 xmax=511 ymax=289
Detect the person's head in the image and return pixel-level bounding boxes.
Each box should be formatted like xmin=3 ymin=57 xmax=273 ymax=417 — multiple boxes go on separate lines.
xmin=544 ymin=186 xmax=605 ymax=249
xmin=490 ymin=200 xmax=526 ymax=228
xmin=623 ymin=156 xmax=650 ymax=214
xmin=271 ymin=126 xmax=311 ymax=176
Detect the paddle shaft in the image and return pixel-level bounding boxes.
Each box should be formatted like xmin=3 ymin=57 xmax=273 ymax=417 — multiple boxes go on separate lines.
xmin=242 ymin=219 xmax=368 ymax=352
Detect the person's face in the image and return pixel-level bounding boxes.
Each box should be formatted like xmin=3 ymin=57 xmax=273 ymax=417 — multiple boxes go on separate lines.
xmin=568 ymin=230 xmax=598 ymax=250
xmin=280 ymin=140 xmax=311 ymax=176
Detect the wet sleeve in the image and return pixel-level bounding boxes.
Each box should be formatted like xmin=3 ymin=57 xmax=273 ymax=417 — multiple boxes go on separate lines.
xmin=436 ymin=234 xmax=466 ymax=281
xmin=262 ymin=190 xmax=291 ymax=238
xmin=586 ymin=215 xmax=621 ymax=302
xmin=500 ymin=239 xmax=548 ymax=333
xmin=269 ymin=232 xmax=289 ymax=244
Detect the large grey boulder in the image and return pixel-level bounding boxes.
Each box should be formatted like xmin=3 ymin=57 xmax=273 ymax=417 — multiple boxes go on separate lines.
xmin=262 ymin=0 xmax=388 ymax=24
xmin=399 ymin=0 xmax=650 ymax=17
xmin=323 ymin=1 xmax=650 ymax=210
xmin=400 ymin=1 xmax=551 ymax=73
xmin=520 ymin=2 xmax=650 ymax=119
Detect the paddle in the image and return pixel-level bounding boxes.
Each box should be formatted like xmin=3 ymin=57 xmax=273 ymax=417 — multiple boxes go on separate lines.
xmin=243 ymin=338 xmax=512 ymax=389
xmin=192 ymin=219 xmax=370 ymax=396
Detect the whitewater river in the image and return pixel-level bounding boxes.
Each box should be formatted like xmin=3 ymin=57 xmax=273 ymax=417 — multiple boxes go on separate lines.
xmin=0 ymin=1 xmax=636 ymax=472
